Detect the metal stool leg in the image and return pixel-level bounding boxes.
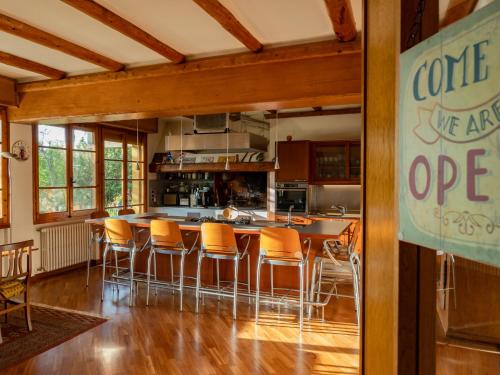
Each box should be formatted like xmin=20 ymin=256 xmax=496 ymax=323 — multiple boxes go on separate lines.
xmin=255 ymin=256 xmax=262 ymax=324
xmin=308 ymin=260 xmax=318 ymax=319
xmin=450 ymin=255 xmax=457 ymax=309
xmin=86 ymin=234 xmax=94 ymax=287
xmin=270 ymin=264 xmax=274 ymax=297
xmin=179 ymin=253 xmax=185 ymax=312
xmin=195 ymin=252 xmax=203 ymax=314
xmin=101 ymin=244 xmax=109 ymax=302
xmin=146 ymin=249 xmax=154 ymax=306
xmin=216 ymin=259 xmax=221 ymax=301
xmin=233 ymin=256 xmax=239 ymax=320
xmin=154 ymin=251 xmax=158 ymax=296
xmin=247 ymin=254 xmax=251 ymax=304
xmin=129 ymin=248 xmax=136 ymax=307
xmin=170 ymin=254 xmax=175 ymax=295
xmin=299 ymin=262 xmax=304 ymax=331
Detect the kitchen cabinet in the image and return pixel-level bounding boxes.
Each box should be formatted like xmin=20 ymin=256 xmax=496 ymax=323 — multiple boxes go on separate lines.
xmin=310 ymin=141 xmax=361 ymax=184
xmin=275 ymin=140 xmax=310 ymax=182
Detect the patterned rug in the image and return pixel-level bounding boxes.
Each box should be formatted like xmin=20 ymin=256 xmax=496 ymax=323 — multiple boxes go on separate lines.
xmin=0 ymin=304 xmax=107 ymax=370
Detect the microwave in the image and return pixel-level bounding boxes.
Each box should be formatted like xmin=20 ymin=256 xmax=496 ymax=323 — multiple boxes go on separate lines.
xmin=275 ymin=182 xmax=308 ymax=213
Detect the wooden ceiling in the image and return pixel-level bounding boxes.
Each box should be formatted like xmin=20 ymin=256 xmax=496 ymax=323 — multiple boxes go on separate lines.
xmin=0 ymin=0 xmax=361 ymax=82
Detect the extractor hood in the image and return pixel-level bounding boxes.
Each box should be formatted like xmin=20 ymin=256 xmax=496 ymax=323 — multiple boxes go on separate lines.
xmin=166 ymin=132 xmax=268 ymax=153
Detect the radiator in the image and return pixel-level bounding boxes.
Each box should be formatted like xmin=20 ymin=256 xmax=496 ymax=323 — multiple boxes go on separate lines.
xmin=39 ymin=222 xmax=91 ymax=272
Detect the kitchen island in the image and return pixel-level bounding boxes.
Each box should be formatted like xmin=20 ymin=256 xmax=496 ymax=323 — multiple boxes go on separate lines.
xmin=86 ymin=213 xmax=353 ymax=292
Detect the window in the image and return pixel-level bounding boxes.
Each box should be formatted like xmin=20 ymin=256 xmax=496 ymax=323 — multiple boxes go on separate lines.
xmin=0 ymin=109 xmax=9 ymax=227
xmin=103 ymin=130 xmax=145 ymax=216
xmin=34 ymin=124 xmax=146 ymax=223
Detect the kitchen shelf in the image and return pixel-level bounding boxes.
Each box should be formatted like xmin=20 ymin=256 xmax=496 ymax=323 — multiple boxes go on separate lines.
xmin=149 ymin=162 xmax=275 ymax=173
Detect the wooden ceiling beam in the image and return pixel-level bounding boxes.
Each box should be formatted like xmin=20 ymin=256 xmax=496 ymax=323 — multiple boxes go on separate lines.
xmin=264 ymin=107 xmax=360 ymax=119
xmin=323 ymin=0 xmax=357 ymax=42
xmin=441 ymin=0 xmax=478 ymax=28
xmin=0 ymin=75 xmax=17 ymax=106
xmin=193 ymin=0 xmax=263 ymax=52
xmin=0 ymin=13 xmax=123 ymax=71
xmin=0 ymin=50 xmax=65 ymax=79
xmin=61 ymin=0 xmax=185 ymax=63
xmin=8 ymin=39 xmax=361 ymax=123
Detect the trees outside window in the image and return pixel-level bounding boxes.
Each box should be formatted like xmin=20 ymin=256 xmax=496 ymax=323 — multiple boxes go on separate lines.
xmin=34 ymin=124 xmax=146 ymax=223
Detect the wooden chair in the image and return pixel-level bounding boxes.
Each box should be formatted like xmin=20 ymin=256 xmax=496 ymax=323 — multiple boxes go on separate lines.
xmin=0 ymin=240 xmax=34 ymax=344
xmin=118 ymin=208 xmax=135 ymax=216
xmin=255 ymin=228 xmax=311 ymax=330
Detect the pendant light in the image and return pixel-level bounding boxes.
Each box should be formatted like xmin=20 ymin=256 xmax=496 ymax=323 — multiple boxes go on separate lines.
xmin=178 ymin=116 xmax=184 ymax=170
xmin=135 ymin=119 xmax=140 ymax=170
xmin=225 ymin=112 xmax=230 ymax=170
xmin=274 ymin=111 xmax=280 ymax=170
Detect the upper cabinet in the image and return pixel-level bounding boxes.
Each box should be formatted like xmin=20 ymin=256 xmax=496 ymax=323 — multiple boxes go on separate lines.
xmin=275 ymin=140 xmax=310 ymax=181
xmin=310 ymin=141 xmax=361 ymax=185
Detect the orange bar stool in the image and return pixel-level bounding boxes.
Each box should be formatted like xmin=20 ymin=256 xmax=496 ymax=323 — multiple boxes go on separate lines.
xmin=255 ymin=227 xmax=311 ymax=331
xmin=196 ymin=223 xmax=251 ymax=320
xmin=86 ymin=210 xmax=110 ymax=287
xmin=102 ymin=218 xmax=148 ymax=306
xmin=146 ymin=220 xmax=199 ymax=311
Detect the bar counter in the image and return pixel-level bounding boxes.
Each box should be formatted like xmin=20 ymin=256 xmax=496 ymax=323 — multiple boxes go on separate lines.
xmin=86 ymin=213 xmax=353 ymax=291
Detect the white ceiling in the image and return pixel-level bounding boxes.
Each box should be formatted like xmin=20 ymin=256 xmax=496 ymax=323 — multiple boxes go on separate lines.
xmin=0 ymin=0 xmax=362 ymax=82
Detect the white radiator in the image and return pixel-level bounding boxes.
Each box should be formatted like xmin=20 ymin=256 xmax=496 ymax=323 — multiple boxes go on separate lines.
xmin=39 ymin=222 xmax=90 ymax=272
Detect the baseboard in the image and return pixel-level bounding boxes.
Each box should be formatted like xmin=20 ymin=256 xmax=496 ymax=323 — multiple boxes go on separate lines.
xmin=32 ymin=260 xmax=97 ymax=283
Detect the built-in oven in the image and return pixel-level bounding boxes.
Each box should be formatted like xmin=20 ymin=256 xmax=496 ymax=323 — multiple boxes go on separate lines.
xmin=275 ymin=182 xmax=308 ymax=213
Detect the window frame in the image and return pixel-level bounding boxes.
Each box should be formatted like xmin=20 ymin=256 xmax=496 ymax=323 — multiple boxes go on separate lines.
xmin=102 ymin=128 xmax=147 ymax=216
xmin=33 ymin=123 xmax=147 ymax=224
xmin=0 ymin=108 xmax=10 ymax=229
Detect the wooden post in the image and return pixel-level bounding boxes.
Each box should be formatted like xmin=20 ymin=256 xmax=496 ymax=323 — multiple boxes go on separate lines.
xmin=363 ymin=0 xmax=438 ymax=374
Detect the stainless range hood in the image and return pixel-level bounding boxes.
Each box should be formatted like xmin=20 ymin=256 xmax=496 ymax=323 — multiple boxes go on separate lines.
xmin=165 ymin=132 xmax=268 ymax=153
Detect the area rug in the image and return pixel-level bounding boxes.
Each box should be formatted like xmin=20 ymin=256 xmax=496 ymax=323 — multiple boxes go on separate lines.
xmin=0 ymin=303 xmax=107 ymax=370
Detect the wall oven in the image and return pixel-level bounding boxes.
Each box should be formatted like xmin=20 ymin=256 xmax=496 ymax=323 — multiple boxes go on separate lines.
xmin=275 ymin=182 xmax=308 ymax=213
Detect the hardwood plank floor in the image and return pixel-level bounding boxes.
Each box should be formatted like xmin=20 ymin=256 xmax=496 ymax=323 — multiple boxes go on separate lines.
xmin=4 ymin=267 xmax=359 ymax=374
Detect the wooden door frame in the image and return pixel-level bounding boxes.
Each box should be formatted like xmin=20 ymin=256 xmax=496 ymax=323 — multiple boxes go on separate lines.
xmin=362 ymin=0 xmax=439 ymax=374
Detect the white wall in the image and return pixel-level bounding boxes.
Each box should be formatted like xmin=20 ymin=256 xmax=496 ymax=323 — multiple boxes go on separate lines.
xmin=2 ymin=123 xmax=42 ymax=273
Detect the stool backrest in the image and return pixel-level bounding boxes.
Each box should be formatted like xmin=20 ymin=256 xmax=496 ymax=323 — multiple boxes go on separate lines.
xmin=151 ymin=220 xmax=183 ymax=248
xmin=105 ymin=219 xmax=133 ymax=245
xmin=201 ymin=223 xmax=237 ymax=254
xmin=348 ymin=221 xmax=361 ymax=255
xmin=91 ymin=211 xmax=110 ymax=219
xmin=260 ymin=227 xmax=303 ymax=259
xmin=118 ymin=208 xmax=135 ymax=216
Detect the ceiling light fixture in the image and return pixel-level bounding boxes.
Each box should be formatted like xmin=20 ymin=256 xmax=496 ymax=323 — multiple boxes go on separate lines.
xmin=274 ymin=111 xmax=280 ymax=170
xmin=179 ymin=116 xmax=184 ymax=171
xmin=225 ymin=112 xmax=230 ymax=171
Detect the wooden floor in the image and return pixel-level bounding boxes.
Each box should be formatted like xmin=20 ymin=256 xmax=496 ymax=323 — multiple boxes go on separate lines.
xmin=5 ymin=267 xmax=359 ymax=375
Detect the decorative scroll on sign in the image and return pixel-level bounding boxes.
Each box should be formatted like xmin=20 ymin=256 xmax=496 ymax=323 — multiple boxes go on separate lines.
xmin=399 ymin=2 xmax=499 ymax=266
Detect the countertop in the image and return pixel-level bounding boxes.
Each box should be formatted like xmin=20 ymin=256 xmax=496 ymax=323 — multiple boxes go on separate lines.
xmin=86 ymin=213 xmax=352 ymax=239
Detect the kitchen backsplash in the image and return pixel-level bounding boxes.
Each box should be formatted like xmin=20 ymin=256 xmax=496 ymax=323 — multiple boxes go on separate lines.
xmin=308 ymin=185 xmax=361 ymax=212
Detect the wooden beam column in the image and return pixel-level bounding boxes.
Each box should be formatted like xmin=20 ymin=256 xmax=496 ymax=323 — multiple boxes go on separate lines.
xmin=8 ymin=39 xmax=361 ymax=123
xmin=0 ymin=76 xmax=16 ymax=107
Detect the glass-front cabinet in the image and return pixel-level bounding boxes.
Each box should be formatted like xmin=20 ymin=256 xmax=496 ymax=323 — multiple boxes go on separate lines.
xmin=310 ymin=141 xmax=361 ymax=184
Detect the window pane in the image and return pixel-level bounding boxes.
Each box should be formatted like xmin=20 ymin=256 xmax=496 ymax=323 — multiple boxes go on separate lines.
xmin=127 ymin=143 xmax=143 ymax=161
xmin=104 ymin=140 xmax=123 ymax=160
xmin=39 ymin=188 xmax=67 ymax=213
xmin=127 ymin=180 xmax=143 ymax=205
xmin=73 ymin=151 xmax=96 ymax=187
xmin=105 ymin=180 xmax=123 ymax=207
xmin=73 ymin=129 xmax=96 ymax=151
xmin=127 ymin=162 xmax=144 ymax=179
xmin=73 ymin=188 xmax=96 ymax=211
xmin=105 ymin=160 xmax=123 ymax=179
xmin=38 ymin=125 xmax=66 ymax=148
xmin=39 ymin=148 xmax=67 ymax=187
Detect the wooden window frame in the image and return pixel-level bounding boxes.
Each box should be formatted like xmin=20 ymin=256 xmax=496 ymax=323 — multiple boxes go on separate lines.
xmin=0 ymin=108 xmax=10 ymax=229
xmin=102 ymin=128 xmax=147 ymax=215
xmin=33 ymin=123 xmax=147 ymax=224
